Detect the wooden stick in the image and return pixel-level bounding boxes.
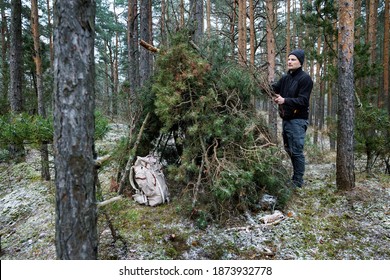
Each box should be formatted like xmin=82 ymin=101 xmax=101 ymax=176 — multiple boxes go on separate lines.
xmin=118 ymin=112 xmax=150 ymax=195
xmin=97 ymin=195 xmax=123 ymax=208
xmin=95 ymin=154 xmax=112 ymax=167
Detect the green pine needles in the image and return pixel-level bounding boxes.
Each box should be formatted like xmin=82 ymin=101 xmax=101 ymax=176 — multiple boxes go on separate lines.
xmin=0 ymin=111 xmax=109 ymax=150
xmin=147 ymin=34 xmax=290 ymax=220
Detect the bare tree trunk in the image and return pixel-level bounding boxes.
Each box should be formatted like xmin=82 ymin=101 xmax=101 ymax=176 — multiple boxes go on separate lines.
xmin=112 ymin=3 xmax=120 ymax=116
xmin=367 ymin=0 xmax=379 ymax=104
xmin=140 ymin=0 xmax=151 ymax=86
xmin=207 ymin=0 xmax=211 ymax=38
xmin=53 ymin=0 xmax=97 ymax=259
xmin=383 ymin=0 xmax=389 ymax=112
xmin=285 ymin=0 xmax=291 ymax=64
xmin=127 ymin=0 xmax=139 ymax=94
xmin=31 ymin=0 xmax=50 ymax=180
xmin=313 ymin=36 xmax=322 ymax=145
xmin=230 ymin=0 xmax=236 ymax=54
xmin=249 ymin=0 xmax=255 ymax=66
xmin=337 ymin=0 xmax=355 ymax=191
xmin=189 ymin=0 xmax=204 ymax=44
xmin=46 ymin=0 xmax=54 ymax=69
xmin=161 ymin=0 xmax=167 ymax=44
xmin=180 ymin=0 xmax=184 ymax=28
xmin=9 ymin=0 xmax=24 ymax=160
xmin=9 ymin=0 xmax=23 ymax=113
xmin=266 ymin=0 xmax=277 ymax=143
xmin=1 ymin=0 xmax=8 ymax=103
xmin=238 ymin=0 xmax=246 ymax=64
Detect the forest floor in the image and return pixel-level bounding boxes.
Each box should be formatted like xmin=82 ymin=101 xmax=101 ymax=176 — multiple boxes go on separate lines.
xmin=1 ymin=123 xmax=390 ymax=260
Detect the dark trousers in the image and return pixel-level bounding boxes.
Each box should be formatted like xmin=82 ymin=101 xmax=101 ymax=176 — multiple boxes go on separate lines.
xmin=282 ymin=119 xmax=308 ymax=187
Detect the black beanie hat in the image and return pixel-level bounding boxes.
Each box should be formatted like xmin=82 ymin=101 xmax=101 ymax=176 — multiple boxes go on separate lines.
xmin=289 ymin=49 xmax=305 ymax=66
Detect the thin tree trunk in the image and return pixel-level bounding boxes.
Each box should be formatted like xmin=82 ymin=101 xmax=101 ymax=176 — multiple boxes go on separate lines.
xmin=383 ymin=0 xmax=389 ymax=112
xmin=112 ymin=3 xmax=119 ymax=116
xmin=238 ymin=0 xmax=246 ymax=64
xmin=266 ymin=0 xmax=277 ymax=143
xmin=1 ymin=0 xmax=8 ymax=102
xmin=336 ymin=0 xmax=355 ymax=191
xmin=140 ymin=0 xmax=151 ymax=86
xmin=230 ymin=0 xmax=236 ymax=54
xmin=46 ymin=0 xmax=54 ymax=69
xmin=161 ymin=0 xmax=167 ymax=44
xmin=180 ymin=0 xmax=184 ymax=28
xmin=285 ymin=0 xmax=291 ymax=64
xmin=31 ymin=0 xmax=50 ymax=180
xmin=249 ymin=0 xmax=255 ymax=66
xmin=207 ymin=0 xmax=211 ymax=38
xmin=127 ymin=0 xmax=139 ymax=95
xmin=53 ymin=0 xmax=97 ymax=259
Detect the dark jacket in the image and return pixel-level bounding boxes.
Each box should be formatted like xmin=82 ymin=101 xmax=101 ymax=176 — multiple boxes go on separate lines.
xmin=272 ymin=67 xmax=313 ymax=120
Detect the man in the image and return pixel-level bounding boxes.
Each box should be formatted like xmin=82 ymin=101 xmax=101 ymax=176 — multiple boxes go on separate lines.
xmin=272 ymin=49 xmax=313 ymax=188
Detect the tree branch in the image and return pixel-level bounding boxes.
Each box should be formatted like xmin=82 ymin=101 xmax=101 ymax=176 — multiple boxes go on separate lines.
xmin=140 ymin=39 xmax=159 ymax=53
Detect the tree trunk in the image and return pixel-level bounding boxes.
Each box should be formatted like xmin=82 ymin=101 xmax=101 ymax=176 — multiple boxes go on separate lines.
xmin=367 ymin=0 xmax=379 ymax=104
xmin=127 ymin=0 xmax=139 ymax=94
xmin=190 ymin=0 xmax=204 ymax=44
xmin=161 ymin=0 xmax=167 ymax=44
xmin=53 ymin=0 xmax=97 ymax=259
xmin=9 ymin=0 xmax=24 ymax=160
xmin=9 ymin=0 xmax=23 ymax=113
xmin=285 ymin=0 xmax=291 ymax=64
xmin=112 ymin=3 xmax=120 ymax=116
xmin=238 ymin=0 xmax=246 ymax=64
xmin=383 ymin=0 xmax=389 ymax=112
xmin=140 ymin=0 xmax=151 ymax=86
xmin=207 ymin=0 xmax=211 ymax=38
xmin=266 ymin=0 xmax=277 ymax=143
xmin=230 ymin=0 xmax=236 ymax=55
xmin=31 ymin=0 xmax=50 ymax=181
xmin=249 ymin=0 xmax=255 ymax=66
xmin=1 ymin=0 xmax=8 ymax=104
xmin=336 ymin=0 xmax=355 ymax=191
xmin=46 ymin=0 xmax=54 ymax=69
xmin=180 ymin=0 xmax=184 ymax=28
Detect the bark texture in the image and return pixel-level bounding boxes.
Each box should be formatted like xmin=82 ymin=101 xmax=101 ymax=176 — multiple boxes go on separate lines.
xmin=53 ymin=0 xmax=98 ymax=260
xmin=336 ymin=0 xmax=355 ymax=190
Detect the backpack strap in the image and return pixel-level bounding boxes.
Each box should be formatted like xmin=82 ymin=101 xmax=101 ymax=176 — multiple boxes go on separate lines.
xmin=155 ymin=174 xmax=166 ymax=203
xmin=130 ymin=165 xmax=140 ymax=192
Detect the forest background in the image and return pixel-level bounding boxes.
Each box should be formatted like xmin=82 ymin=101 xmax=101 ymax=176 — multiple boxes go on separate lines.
xmin=0 ymin=0 xmax=389 ymax=260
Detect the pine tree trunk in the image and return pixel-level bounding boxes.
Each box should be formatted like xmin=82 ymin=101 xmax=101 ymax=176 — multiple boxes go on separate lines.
xmin=238 ymin=0 xmax=246 ymax=64
xmin=140 ymin=0 xmax=151 ymax=86
xmin=285 ymin=0 xmax=291 ymax=64
xmin=206 ymin=0 xmax=211 ymax=38
xmin=53 ymin=0 xmax=97 ymax=259
xmin=336 ymin=0 xmax=355 ymax=191
xmin=31 ymin=0 xmax=50 ymax=181
xmin=9 ymin=0 xmax=24 ymax=160
xmin=266 ymin=0 xmax=277 ymax=143
xmin=46 ymin=0 xmax=54 ymax=69
xmin=9 ymin=0 xmax=23 ymax=113
xmin=383 ymin=0 xmax=389 ymax=112
xmin=127 ymin=0 xmax=139 ymax=94
xmin=1 ymin=1 xmax=8 ymax=102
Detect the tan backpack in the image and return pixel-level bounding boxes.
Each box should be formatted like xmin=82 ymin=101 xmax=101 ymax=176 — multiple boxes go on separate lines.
xmin=130 ymin=155 xmax=170 ymax=206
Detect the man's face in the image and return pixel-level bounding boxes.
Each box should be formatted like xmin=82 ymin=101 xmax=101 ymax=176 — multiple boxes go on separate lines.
xmin=287 ymin=54 xmax=301 ymax=71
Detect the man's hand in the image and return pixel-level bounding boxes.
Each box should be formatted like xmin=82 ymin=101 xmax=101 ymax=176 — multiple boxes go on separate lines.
xmin=274 ymin=94 xmax=285 ymax=105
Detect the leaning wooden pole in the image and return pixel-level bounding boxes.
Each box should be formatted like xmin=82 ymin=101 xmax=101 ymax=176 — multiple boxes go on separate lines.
xmin=118 ymin=112 xmax=150 ymax=195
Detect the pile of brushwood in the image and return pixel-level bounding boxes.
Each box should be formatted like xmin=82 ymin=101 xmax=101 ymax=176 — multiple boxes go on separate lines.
xmin=115 ymin=33 xmax=290 ymax=222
